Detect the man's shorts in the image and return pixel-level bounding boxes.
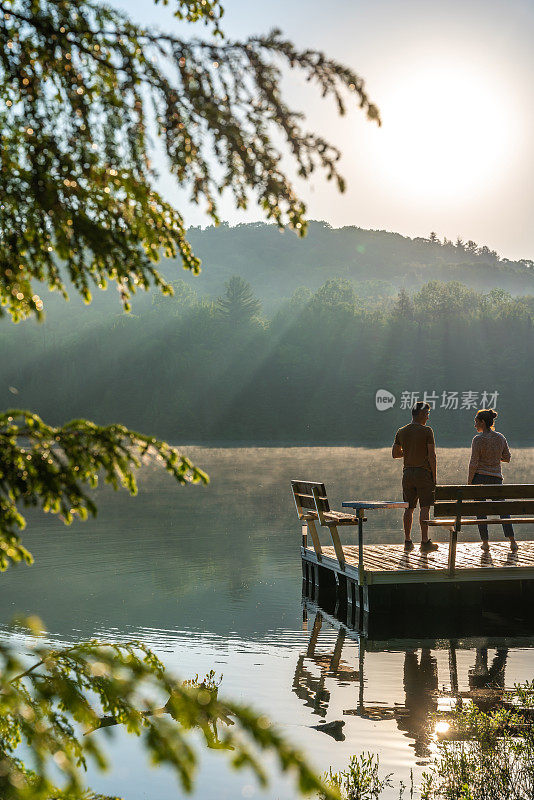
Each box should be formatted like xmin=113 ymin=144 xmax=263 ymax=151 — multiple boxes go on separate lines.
xmin=402 ymin=467 xmax=435 ymax=509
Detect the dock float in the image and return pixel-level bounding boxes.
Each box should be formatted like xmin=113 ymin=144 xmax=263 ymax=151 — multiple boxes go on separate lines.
xmin=293 ymin=480 xmax=534 ymax=613
xmin=301 ymin=540 xmax=534 ymax=613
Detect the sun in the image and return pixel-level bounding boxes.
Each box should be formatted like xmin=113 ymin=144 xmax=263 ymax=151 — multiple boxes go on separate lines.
xmin=371 ymin=62 xmax=518 ymax=204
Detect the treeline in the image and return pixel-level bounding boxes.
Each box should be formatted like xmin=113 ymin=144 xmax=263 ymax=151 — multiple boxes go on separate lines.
xmin=36 ymin=221 xmax=534 ymax=318
xmin=2 ymin=277 xmax=534 ymax=445
xmin=181 ymin=222 xmax=534 ymax=305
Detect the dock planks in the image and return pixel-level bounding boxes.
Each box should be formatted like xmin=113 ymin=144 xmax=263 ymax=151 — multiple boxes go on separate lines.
xmin=332 ymin=541 xmax=534 ymax=571
xmin=303 ymin=540 xmax=534 ymax=586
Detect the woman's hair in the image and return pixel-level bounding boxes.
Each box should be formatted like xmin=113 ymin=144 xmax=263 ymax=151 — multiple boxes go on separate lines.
xmin=475 ymin=408 xmax=498 ymax=430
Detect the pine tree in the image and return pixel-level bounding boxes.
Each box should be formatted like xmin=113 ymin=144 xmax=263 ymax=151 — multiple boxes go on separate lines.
xmin=392 ymin=288 xmax=414 ymax=319
xmin=216 ymin=276 xmax=262 ymax=322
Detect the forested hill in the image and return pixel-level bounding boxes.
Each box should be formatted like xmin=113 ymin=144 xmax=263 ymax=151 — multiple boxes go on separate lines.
xmin=177 ymin=221 xmax=533 ymax=306
xmin=5 ymin=221 xmax=534 ymax=446
xmin=37 ymin=221 xmax=533 ymax=318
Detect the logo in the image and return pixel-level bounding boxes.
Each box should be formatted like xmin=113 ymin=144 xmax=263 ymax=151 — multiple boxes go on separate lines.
xmin=375 ymin=389 xmax=396 ymax=411
xmin=399 ymin=390 xmax=499 ymax=411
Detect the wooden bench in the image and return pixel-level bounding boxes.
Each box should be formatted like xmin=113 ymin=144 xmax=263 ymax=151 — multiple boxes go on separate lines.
xmin=291 ymin=480 xmax=363 ymax=569
xmin=428 ymin=484 xmax=534 ymax=576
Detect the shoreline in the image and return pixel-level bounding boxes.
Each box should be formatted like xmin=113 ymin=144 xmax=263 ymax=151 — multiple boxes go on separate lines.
xmin=166 ymin=440 xmax=534 ymax=449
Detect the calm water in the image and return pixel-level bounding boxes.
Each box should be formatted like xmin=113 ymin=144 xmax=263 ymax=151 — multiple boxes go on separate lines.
xmin=2 ymin=446 xmax=534 ymax=799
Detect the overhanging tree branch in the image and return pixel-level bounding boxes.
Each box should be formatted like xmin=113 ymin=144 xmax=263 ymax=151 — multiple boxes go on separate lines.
xmin=0 ymin=0 xmax=379 ymax=321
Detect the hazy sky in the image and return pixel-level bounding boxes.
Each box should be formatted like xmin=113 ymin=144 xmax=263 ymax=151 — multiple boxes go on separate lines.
xmin=117 ymin=0 xmax=534 ymax=260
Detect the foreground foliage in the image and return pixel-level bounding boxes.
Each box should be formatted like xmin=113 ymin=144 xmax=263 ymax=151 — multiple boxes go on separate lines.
xmin=0 ymin=618 xmax=337 ymax=800
xmin=324 ymin=684 xmax=534 ymax=799
xmin=421 ymin=683 xmax=534 ymax=799
xmin=322 ymin=753 xmax=393 ymax=800
xmin=0 ymin=410 xmax=208 ymax=570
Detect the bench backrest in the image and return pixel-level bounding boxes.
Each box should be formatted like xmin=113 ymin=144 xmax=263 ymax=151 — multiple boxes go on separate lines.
xmin=291 ymin=480 xmax=330 ymax=519
xmin=434 ymin=484 xmax=534 ymax=518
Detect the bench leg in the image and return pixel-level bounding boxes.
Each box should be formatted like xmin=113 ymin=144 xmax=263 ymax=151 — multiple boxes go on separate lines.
xmin=306 ymin=519 xmax=323 ymax=561
xmin=327 ymin=524 xmax=346 ymax=569
xmin=448 ymin=526 xmax=458 ymax=577
xmin=330 ymin=629 xmax=346 ymax=673
xmin=307 ymin=612 xmax=322 ymax=657
xmin=301 ymin=524 xmax=308 ymax=548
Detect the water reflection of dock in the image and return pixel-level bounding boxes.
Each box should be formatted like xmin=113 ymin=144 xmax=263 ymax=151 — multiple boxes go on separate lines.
xmin=293 ymin=615 xmax=358 ymax=719
xmin=295 ymin=597 xmax=534 ymax=758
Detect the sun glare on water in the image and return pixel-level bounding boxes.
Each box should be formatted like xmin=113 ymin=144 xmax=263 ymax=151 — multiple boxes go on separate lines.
xmin=434 ymin=720 xmax=451 ymax=735
xmin=373 ymin=63 xmax=518 ymax=204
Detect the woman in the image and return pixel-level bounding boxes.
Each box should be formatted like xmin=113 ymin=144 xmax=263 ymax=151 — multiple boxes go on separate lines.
xmin=468 ymin=408 xmax=518 ymax=551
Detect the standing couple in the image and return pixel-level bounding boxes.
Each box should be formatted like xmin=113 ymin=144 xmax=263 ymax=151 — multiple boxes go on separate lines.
xmin=392 ymin=401 xmax=518 ymax=553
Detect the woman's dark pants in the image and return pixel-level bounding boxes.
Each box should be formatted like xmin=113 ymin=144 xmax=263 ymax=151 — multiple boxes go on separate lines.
xmin=472 ymin=472 xmax=515 ymax=541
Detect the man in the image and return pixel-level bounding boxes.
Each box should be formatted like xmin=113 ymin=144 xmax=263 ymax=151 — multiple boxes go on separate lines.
xmin=392 ymin=401 xmax=438 ymax=552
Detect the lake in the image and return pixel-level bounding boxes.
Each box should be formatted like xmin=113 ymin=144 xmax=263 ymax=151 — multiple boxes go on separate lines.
xmin=2 ymin=446 xmax=534 ymax=799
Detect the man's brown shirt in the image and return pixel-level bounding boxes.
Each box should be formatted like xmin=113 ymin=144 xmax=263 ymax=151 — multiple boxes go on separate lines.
xmin=394 ymin=422 xmax=435 ymax=472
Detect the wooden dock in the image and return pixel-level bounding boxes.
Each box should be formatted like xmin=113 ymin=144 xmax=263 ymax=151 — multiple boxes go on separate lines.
xmin=301 ymin=540 xmax=534 ymax=613
xmin=310 ymin=540 xmax=534 ymax=582
xmin=294 ymin=480 xmax=534 ymax=614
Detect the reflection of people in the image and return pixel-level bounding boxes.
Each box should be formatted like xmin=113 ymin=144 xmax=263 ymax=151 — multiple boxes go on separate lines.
xmin=392 ymin=401 xmax=438 ymax=552
xmin=468 ymin=647 xmax=508 ymax=713
xmin=467 ymin=408 xmax=518 ymax=552
xmin=396 ymin=649 xmax=439 ymax=758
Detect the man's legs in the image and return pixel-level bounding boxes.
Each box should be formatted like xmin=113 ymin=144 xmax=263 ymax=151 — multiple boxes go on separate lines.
xmin=416 ymin=469 xmax=438 ymax=550
xmin=402 ymin=470 xmax=436 ymax=547
xmin=419 ymin=506 xmax=430 ymax=543
xmin=402 ymin=469 xmax=417 ymax=545
xmin=404 ymin=507 xmax=414 ymax=540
